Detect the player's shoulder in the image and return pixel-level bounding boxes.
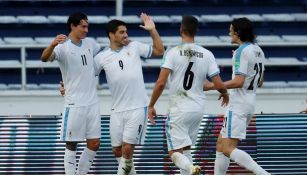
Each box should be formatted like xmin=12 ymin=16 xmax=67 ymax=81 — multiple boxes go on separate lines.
xmin=95 ymin=47 xmax=111 ymax=58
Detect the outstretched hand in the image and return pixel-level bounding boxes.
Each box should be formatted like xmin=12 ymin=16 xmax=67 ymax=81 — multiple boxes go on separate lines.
xmin=139 ymin=13 xmax=155 ymax=31
xmin=148 ymin=106 xmax=157 ymax=125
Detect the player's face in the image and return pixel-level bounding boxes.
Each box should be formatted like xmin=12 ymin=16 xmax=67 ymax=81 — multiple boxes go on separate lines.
xmin=229 ymin=24 xmax=240 ymax=44
xmin=71 ymin=19 xmax=88 ymax=39
xmin=113 ymin=25 xmax=129 ymax=46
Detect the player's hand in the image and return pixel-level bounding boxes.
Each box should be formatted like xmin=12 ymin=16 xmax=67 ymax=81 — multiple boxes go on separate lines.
xmin=139 ymin=13 xmax=155 ymax=31
xmin=148 ymin=106 xmax=157 ymax=125
xmin=60 ymin=81 xmax=65 ymax=96
xmin=51 ymin=34 xmax=67 ymax=47
xmin=218 ymin=92 xmax=229 ymax=107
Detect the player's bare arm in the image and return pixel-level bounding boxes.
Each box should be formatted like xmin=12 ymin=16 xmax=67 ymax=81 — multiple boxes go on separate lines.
xmin=139 ymin=13 xmax=164 ymax=56
xmin=41 ymin=34 xmax=67 ymax=62
xmin=148 ymin=68 xmax=171 ymax=125
xmin=224 ymin=75 xmax=245 ymax=89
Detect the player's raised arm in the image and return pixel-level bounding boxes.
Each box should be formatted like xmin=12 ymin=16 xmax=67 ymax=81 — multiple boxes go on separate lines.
xmin=41 ymin=34 xmax=66 ymax=62
xmin=139 ymin=13 xmax=164 ymax=57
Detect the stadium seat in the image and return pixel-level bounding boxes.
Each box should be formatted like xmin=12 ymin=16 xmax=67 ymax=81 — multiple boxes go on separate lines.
xmin=0 ymin=60 xmax=21 ymax=68
xmin=109 ymin=15 xmax=140 ymax=23
xmin=0 ymin=16 xmax=17 ymax=23
xmin=129 ymin=36 xmax=152 ymax=44
xmin=26 ymin=60 xmax=59 ymax=68
xmin=291 ymin=13 xmax=307 ymax=22
xmin=282 ymin=35 xmax=307 ymax=42
xmin=3 ymin=37 xmax=36 ymax=44
xmin=88 ymin=15 xmax=109 ymax=24
xmin=0 ymin=83 xmax=8 ymax=90
xmin=267 ymin=57 xmax=301 ymax=66
xmin=0 ymin=38 xmax=4 ymax=45
xmin=231 ymin=14 xmax=264 ymax=22
xmin=96 ymin=37 xmax=109 ymax=44
xmin=151 ymin=15 xmax=171 ymax=23
xmin=25 ymin=83 xmax=40 ymax=90
xmin=287 ymin=81 xmax=307 ymax=88
xmin=17 ymin=16 xmax=49 ymax=24
xmin=200 ymin=14 xmax=232 ymax=22
xmin=215 ymin=58 xmax=232 ymax=66
xmin=256 ymin=35 xmax=284 ymax=43
xmin=218 ymin=35 xmax=231 ymax=43
xmin=141 ymin=59 xmax=161 ymax=68
xmin=34 ymin=37 xmax=54 ymax=44
xmin=195 ymin=36 xmax=221 ymax=44
xmin=262 ymin=14 xmax=295 ymax=22
xmin=39 ymin=83 xmax=60 ymax=90
xmin=170 ymin=15 xmax=182 ymax=23
xmin=262 ymin=81 xmax=289 ymax=88
xmin=161 ymin=36 xmax=181 ymax=45
xmin=7 ymin=84 xmax=22 ymax=90
xmin=48 ymin=15 xmax=68 ymax=23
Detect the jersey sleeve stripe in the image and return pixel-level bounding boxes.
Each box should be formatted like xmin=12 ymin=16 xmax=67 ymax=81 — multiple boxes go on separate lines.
xmin=234 ymin=43 xmax=250 ymax=71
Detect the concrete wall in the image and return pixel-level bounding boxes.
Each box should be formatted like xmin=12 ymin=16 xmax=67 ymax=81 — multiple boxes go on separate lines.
xmin=0 ymin=88 xmax=306 ymax=116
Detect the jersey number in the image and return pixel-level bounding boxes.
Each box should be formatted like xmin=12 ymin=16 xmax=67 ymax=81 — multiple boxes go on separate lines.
xmin=119 ymin=60 xmax=124 ymax=70
xmin=247 ymin=63 xmax=263 ymax=90
xmin=81 ymin=55 xmax=87 ymax=66
xmin=183 ymin=62 xmax=194 ymax=90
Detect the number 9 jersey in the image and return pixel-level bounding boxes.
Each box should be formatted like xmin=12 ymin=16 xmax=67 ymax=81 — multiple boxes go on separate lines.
xmin=161 ymin=43 xmax=220 ymax=114
xmin=230 ymin=42 xmax=265 ymax=112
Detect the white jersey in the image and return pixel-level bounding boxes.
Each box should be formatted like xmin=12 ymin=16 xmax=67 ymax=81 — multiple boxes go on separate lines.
xmin=229 ymin=42 xmax=265 ymax=112
xmin=161 ymin=42 xmax=220 ymax=113
xmin=94 ymin=41 xmax=152 ymax=112
xmin=53 ymin=38 xmax=101 ymax=107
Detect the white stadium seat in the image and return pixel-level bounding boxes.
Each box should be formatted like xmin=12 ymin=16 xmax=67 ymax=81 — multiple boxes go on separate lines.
xmin=291 ymin=13 xmax=307 ymax=22
xmin=0 ymin=16 xmax=17 ymax=23
xmin=35 ymin=37 xmax=54 ymax=44
xmin=88 ymin=15 xmax=109 ymax=24
xmin=218 ymin=35 xmax=231 ymax=43
xmin=201 ymin=14 xmax=232 ymax=22
xmin=109 ymin=15 xmax=140 ymax=23
xmin=262 ymin=14 xmax=295 ymax=22
xmin=48 ymin=15 xmax=68 ymax=23
xmin=231 ymin=14 xmax=264 ymax=22
xmin=282 ymin=35 xmax=307 ymax=42
xmin=256 ymin=35 xmax=283 ymax=43
xmin=3 ymin=37 xmax=36 ymax=44
xmin=195 ymin=36 xmax=221 ymax=44
xmin=151 ymin=15 xmax=171 ymax=23
xmin=17 ymin=16 xmax=49 ymax=24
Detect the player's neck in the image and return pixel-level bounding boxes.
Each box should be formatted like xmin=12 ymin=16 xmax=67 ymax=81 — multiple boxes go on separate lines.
xmin=68 ymin=34 xmax=82 ymax=45
xmin=110 ymin=42 xmax=122 ymax=51
xmin=181 ymin=36 xmax=194 ymax=43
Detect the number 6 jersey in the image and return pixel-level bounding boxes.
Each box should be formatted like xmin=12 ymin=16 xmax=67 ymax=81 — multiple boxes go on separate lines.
xmin=230 ymin=42 xmax=265 ymax=111
xmin=161 ymin=42 xmax=220 ymax=114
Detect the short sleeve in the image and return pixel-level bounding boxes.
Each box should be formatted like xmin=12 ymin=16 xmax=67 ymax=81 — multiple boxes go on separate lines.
xmin=88 ymin=38 xmax=102 ymax=56
xmin=53 ymin=45 xmax=62 ymax=61
xmin=234 ymin=49 xmax=248 ymax=76
xmin=207 ymin=52 xmax=220 ymax=78
xmin=94 ymin=54 xmax=103 ymax=76
xmin=160 ymin=48 xmax=174 ymax=70
xmin=133 ymin=41 xmax=152 ymax=59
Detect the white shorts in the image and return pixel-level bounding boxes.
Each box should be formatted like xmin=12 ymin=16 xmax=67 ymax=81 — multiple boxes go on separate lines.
xmin=60 ymin=103 xmax=101 ymax=142
xmin=110 ymin=107 xmax=148 ymax=147
xmin=165 ymin=112 xmax=203 ymax=151
xmin=220 ymin=109 xmax=253 ymax=139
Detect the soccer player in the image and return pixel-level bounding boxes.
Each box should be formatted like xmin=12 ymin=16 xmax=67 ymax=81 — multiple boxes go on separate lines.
xmin=147 ymin=15 xmax=229 ymax=175
xmin=41 ymin=12 xmax=101 ymax=175
xmin=94 ymin=13 xmax=164 ymax=175
xmin=207 ymin=17 xmax=270 ymax=175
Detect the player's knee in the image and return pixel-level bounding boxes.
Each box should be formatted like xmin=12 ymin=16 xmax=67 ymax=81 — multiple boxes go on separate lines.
xmin=222 ymin=146 xmax=234 ymax=157
xmin=87 ymin=139 xmax=100 ymax=151
xmin=112 ymin=147 xmax=122 ymax=157
xmin=66 ymin=142 xmax=77 ymax=151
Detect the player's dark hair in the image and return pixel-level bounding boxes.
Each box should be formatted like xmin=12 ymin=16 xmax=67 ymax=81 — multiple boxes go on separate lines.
xmin=231 ymin=17 xmax=255 ymax=42
xmin=181 ymin=15 xmax=198 ymax=37
xmin=67 ymin=12 xmax=88 ymax=33
xmin=105 ymin=19 xmax=127 ymax=38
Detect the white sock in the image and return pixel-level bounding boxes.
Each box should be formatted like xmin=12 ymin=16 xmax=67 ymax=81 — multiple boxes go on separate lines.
xmin=64 ymin=148 xmax=77 ymax=175
xmin=76 ymin=147 xmax=96 ymax=175
xmin=214 ymin=151 xmax=230 ymax=175
xmin=116 ymin=157 xmax=121 ymax=164
xmin=180 ymin=150 xmax=192 ymax=175
xmin=117 ymin=157 xmax=133 ymax=175
xmin=171 ymin=152 xmax=193 ymax=173
xmin=230 ymin=148 xmax=270 ymax=175
xmin=128 ymin=161 xmax=136 ymax=175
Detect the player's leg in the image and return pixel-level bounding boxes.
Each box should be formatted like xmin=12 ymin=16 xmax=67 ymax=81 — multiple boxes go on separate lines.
xmin=221 ymin=111 xmax=270 ymax=175
xmin=214 ymin=112 xmax=231 ymax=175
xmin=76 ymin=103 xmax=101 ymax=175
xmin=214 ymin=134 xmax=230 ymax=175
xmin=166 ymin=113 xmax=201 ymax=175
xmin=118 ymin=107 xmax=148 ymax=175
xmin=60 ymin=107 xmax=84 ymax=175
